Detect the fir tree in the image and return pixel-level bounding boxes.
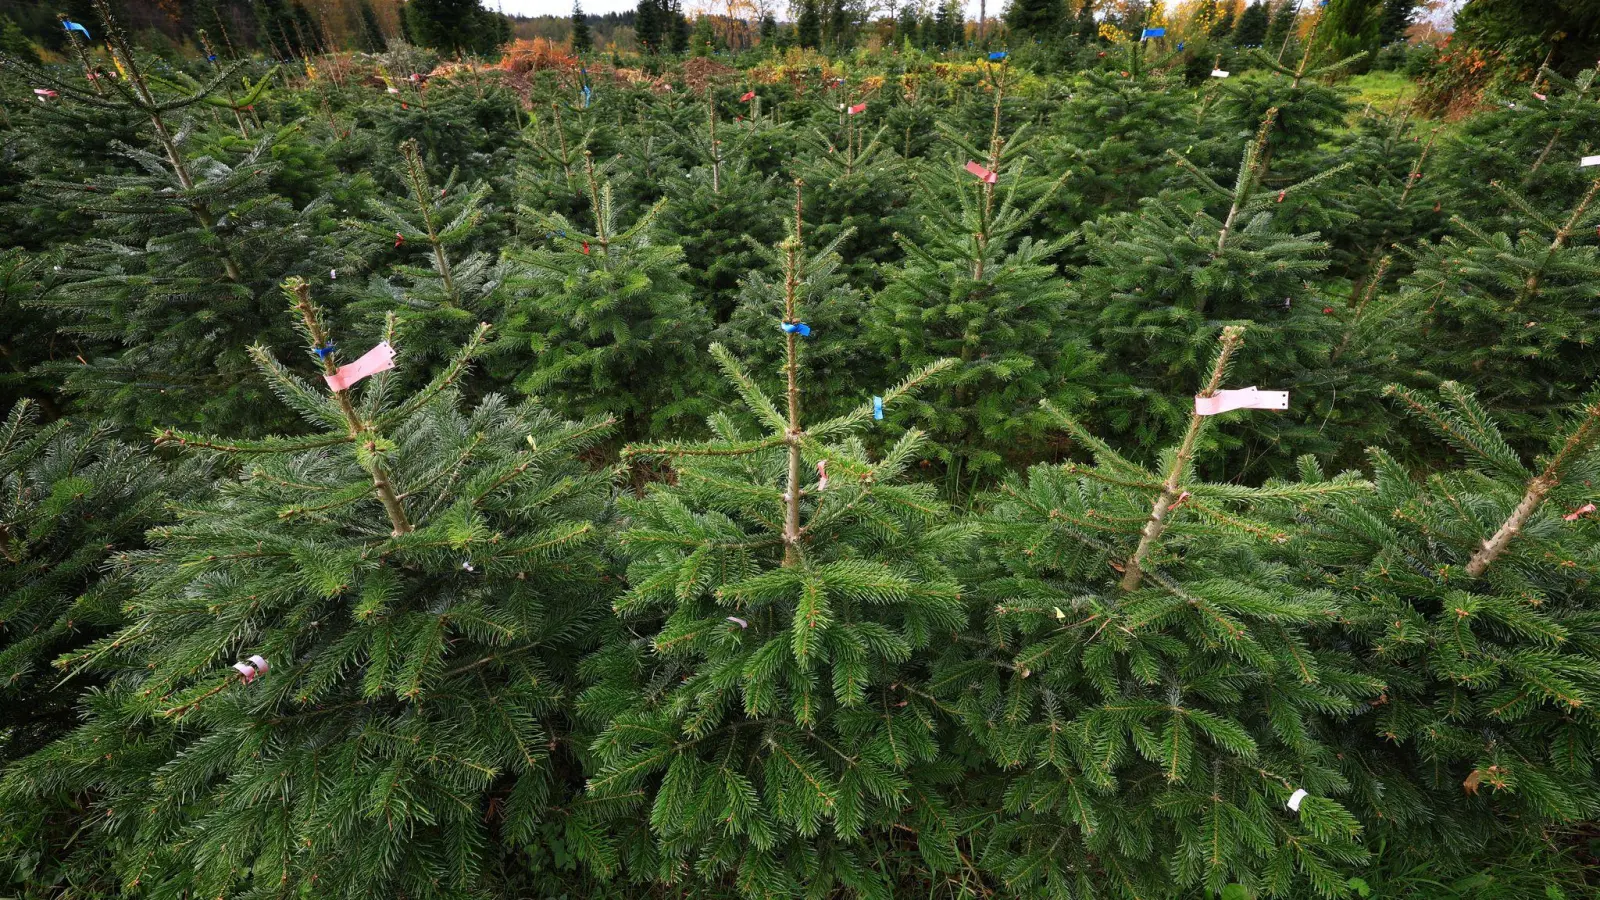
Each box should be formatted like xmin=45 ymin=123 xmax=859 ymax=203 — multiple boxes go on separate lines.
xmin=665 ymin=0 xmax=692 ymax=54
xmin=690 ymin=14 xmax=717 ymax=55
xmin=797 ymin=0 xmax=823 ymax=49
xmin=0 ymin=400 xmax=190 ymax=765
xmin=1234 ymin=0 xmax=1271 ymax=45
xmin=1296 ymin=382 xmax=1600 ymax=851
xmin=933 ymin=0 xmax=962 ymax=47
xmin=571 ymin=1 xmax=594 ymax=53
xmin=358 ymin=0 xmax=387 ymax=52
xmin=582 ymin=187 xmax=962 ymax=894
xmin=662 ymin=93 xmax=784 ymax=321
xmin=961 ymin=326 xmax=1374 ymax=896
xmin=0 ymin=281 xmax=618 ymax=897
xmin=344 ymin=139 xmax=504 ymax=382
xmin=1265 ymin=0 xmax=1299 ymax=57
xmin=870 ymin=81 xmax=1092 ymax=482
xmin=895 ymin=2 xmax=919 ymax=44
xmin=499 ymin=152 xmax=708 ymax=440
xmin=1377 ymin=0 xmax=1418 ymax=44
xmin=1005 ymin=0 xmax=1060 ymax=37
xmin=1396 ymin=176 xmax=1600 ymax=442
xmin=0 ymin=0 xmax=330 ymax=435
xmin=1067 ymin=110 xmax=1372 ymax=475
xmin=635 ymin=0 xmax=664 ymax=52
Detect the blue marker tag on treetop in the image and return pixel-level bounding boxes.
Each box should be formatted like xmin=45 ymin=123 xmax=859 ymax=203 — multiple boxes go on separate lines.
xmin=988 ymin=51 xmax=1007 ymax=61
xmin=62 ymin=18 xmax=91 ymax=38
xmin=780 ymin=321 xmax=811 ymax=337
xmin=873 ymin=396 xmax=883 ymax=420
xmin=1141 ymin=27 xmax=1165 ymax=39
xmin=314 ymin=343 xmax=337 ymax=359
xmin=208 ymin=54 xmax=217 ymax=61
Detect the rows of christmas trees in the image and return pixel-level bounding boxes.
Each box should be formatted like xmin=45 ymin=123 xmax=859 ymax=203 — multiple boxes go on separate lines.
xmin=2 ymin=6 xmax=1599 ymax=897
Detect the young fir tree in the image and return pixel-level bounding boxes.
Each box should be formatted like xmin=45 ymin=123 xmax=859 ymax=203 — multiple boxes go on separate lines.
xmin=579 ymin=191 xmax=964 ymax=895
xmin=1430 ymin=63 xmax=1600 ymax=228
xmin=0 ymin=280 xmax=618 ymax=897
xmin=345 ymin=138 xmax=504 ymax=382
xmin=960 ymin=327 xmax=1374 ymax=897
xmin=1396 ymin=176 xmax=1600 ymax=444
xmin=661 ymin=91 xmax=784 ymax=322
xmin=498 ymin=151 xmax=708 ymax=440
xmin=1290 ymin=382 xmax=1600 ymax=857
xmin=571 ymin=1 xmax=594 ymax=54
xmin=1042 ymin=42 xmax=1202 ymax=239
xmin=1325 ymin=110 xmax=1445 ymax=298
xmin=0 ymin=400 xmax=196 ymax=888
xmin=516 ymin=100 xmax=597 ymax=223
xmin=790 ymin=100 xmax=911 ymax=291
xmin=717 ymin=183 xmax=876 ymax=424
xmin=1069 ymin=109 xmax=1375 ymax=476
xmin=0 ymin=400 xmax=191 ymax=763
xmin=0 ymin=1 xmax=329 ymax=435
xmin=869 ymin=82 xmax=1092 ymax=487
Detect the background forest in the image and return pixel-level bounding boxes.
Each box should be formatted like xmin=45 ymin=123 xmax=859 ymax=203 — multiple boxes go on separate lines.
xmin=2 ymin=0 xmax=1600 ymax=897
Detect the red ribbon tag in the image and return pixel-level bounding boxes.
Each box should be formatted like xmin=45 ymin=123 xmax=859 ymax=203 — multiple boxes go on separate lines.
xmin=965 ymin=161 xmax=998 ymax=184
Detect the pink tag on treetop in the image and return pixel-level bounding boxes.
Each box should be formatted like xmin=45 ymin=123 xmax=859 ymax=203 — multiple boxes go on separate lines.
xmin=740 ymin=90 xmax=755 ymax=101
xmin=1194 ymin=387 xmax=1289 ymax=416
xmin=1564 ymin=503 xmax=1596 ymax=521
xmin=233 ymin=661 xmax=257 ymax=683
xmin=965 ymin=161 xmax=998 ymax=184
xmin=847 ymin=102 xmax=866 ymax=115
xmin=324 ymin=342 xmax=396 ymax=392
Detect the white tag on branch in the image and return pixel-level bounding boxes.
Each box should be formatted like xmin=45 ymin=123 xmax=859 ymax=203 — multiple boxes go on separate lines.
xmin=1195 ymin=387 xmax=1289 ymax=416
xmin=1582 ymin=155 xmax=1600 ymax=168
xmin=1211 ymin=69 xmax=1230 ymax=78
xmin=816 ymin=459 xmax=829 ymax=491
xmin=1287 ymin=788 xmax=1308 ymax=812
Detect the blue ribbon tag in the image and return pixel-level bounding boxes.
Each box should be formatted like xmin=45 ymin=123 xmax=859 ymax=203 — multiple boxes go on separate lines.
xmin=313 ymin=343 xmax=337 ymax=359
xmin=780 ymin=321 xmax=812 ymax=337
xmin=1141 ymin=27 xmax=1165 ymax=39
xmin=1177 ymin=41 xmax=1185 ymax=50
xmin=208 ymin=54 xmax=217 ymax=61
xmin=62 ymin=18 xmax=91 ymax=38
xmin=872 ymin=396 xmax=883 ymax=420
xmin=988 ymin=51 xmax=1007 ymax=61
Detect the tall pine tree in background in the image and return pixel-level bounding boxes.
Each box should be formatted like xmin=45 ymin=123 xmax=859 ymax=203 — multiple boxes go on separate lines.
xmin=571 ymin=1 xmax=593 ymax=54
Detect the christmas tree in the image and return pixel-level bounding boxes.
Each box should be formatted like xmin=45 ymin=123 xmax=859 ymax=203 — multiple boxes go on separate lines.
xmin=0 ymin=1 xmax=331 ymax=434
xmin=1291 ymin=381 xmax=1600 ymax=868
xmin=498 ymin=151 xmax=709 ymax=440
xmin=0 ymin=280 xmax=618 ymax=896
xmin=1397 ymin=175 xmax=1600 ymax=444
xmin=869 ymin=79 xmax=1092 ymax=487
xmin=961 ymin=326 xmax=1374 ymax=896
xmin=580 ymin=187 xmax=962 ymax=893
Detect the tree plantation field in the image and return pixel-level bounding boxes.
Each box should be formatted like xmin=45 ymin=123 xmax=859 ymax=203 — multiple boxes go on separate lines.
xmin=4 ymin=8 xmax=1600 ymax=899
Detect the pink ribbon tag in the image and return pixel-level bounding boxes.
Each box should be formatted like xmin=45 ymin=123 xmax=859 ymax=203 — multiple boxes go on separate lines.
xmin=816 ymin=459 xmax=829 ymax=491
xmin=726 ymin=616 xmax=748 ymax=629
xmin=847 ymin=102 xmax=866 ymax=115
xmin=247 ymin=655 xmax=269 ymax=674
xmin=740 ymin=90 xmax=755 ymax=101
xmin=1564 ymin=503 xmax=1596 ymax=521
xmin=1533 ymin=91 xmax=1547 ymax=101
xmin=324 ymin=342 xmax=395 ymax=392
xmin=33 ymin=88 xmax=57 ymax=100
xmin=233 ymin=662 xmax=257 ymax=683
xmin=1194 ymin=387 xmax=1289 ymax=416
xmin=965 ymin=161 xmax=998 ymax=184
